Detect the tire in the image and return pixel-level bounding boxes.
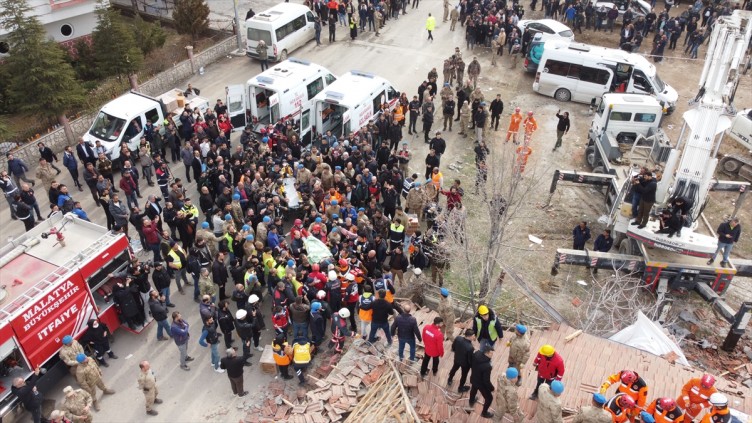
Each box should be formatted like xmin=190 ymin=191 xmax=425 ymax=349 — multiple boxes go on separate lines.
xmin=592 ymin=165 xmax=605 ymax=174
xmin=278 ymin=49 xmax=288 ymax=62
xmin=585 ymin=146 xmax=596 ymax=168
xmin=619 ymin=238 xmax=635 ymax=255
xmin=721 ymin=157 xmax=742 ymax=173
xmin=554 ymin=88 xmax=571 ymax=102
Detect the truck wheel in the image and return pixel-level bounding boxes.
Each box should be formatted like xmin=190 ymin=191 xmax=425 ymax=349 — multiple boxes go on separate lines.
xmin=721 ymin=156 xmax=742 ymax=173
xmin=554 ymin=88 xmax=571 ymax=102
xmin=585 ymin=146 xmax=596 ymax=167
xmin=593 ymin=165 xmax=605 ymax=174
xmin=619 ymin=238 xmax=635 ymax=256
xmin=278 ymin=49 xmax=288 ymax=62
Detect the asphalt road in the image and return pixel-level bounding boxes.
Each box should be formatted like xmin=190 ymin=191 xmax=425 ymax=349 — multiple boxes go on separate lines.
xmin=4 ymin=0 xmax=510 ymax=421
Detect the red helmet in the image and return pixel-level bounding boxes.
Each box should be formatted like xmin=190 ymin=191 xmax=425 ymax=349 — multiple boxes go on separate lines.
xmin=527 ymin=110 xmax=534 ymax=116
xmin=294 ymin=218 xmax=302 ymax=226
xmin=659 ymin=398 xmax=676 ymax=411
xmin=620 ymin=370 xmax=637 ymax=385
xmin=515 ymin=107 xmax=521 ymax=112
xmin=701 ymin=374 xmax=716 ymax=388
xmin=618 ymin=395 xmax=636 ymax=409
xmin=313 ymin=223 xmax=321 ymax=231
xmin=338 ymin=258 xmax=348 ymax=269
xmin=312 ymin=263 xmax=320 ymax=272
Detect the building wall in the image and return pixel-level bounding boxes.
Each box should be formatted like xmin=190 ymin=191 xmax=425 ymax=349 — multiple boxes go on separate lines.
xmin=0 ymin=0 xmax=102 ymax=47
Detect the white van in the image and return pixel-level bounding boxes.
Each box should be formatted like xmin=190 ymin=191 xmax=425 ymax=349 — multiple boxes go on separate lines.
xmin=83 ymin=90 xmax=208 ymax=161
xmin=225 ymin=59 xmax=336 ymax=144
xmin=312 ymin=71 xmax=400 ymax=138
xmin=245 ymin=3 xmax=316 ymax=62
xmin=533 ymin=41 xmax=678 ymax=113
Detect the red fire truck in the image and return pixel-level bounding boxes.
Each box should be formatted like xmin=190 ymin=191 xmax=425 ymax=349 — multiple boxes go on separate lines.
xmin=0 ymin=212 xmax=133 ymax=418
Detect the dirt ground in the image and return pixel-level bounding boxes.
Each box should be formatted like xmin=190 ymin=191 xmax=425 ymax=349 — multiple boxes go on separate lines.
xmin=437 ymin=13 xmax=752 ymax=366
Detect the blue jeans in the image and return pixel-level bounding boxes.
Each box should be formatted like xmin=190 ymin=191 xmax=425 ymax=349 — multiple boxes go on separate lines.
xmin=398 ymin=338 xmax=416 ymax=361
xmin=148 ymin=242 xmax=161 ymax=262
xmin=192 ymin=273 xmax=200 ymax=300
xmin=156 ymin=319 xmax=171 ymax=339
xmin=631 ymin=192 xmax=641 ymax=218
xmin=292 ymin=322 xmax=309 ymax=339
xmin=368 ymin=321 xmax=392 ymax=345
xmin=210 ymin=343 xmax=220 ymax=369
xmin=160 ymin=287 xmax=172 ymax=305
xmin=711 ymin=241 xmax=734 ymax=263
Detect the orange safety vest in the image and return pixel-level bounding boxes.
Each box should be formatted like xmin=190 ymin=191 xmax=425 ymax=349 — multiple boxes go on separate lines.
xmin=393 ymin=106 xmax=405 ymax=122
xmin=431 ymin=172 xmax=442 ymax=189
xmin=273 ymin=343 xmax=291 ymax=366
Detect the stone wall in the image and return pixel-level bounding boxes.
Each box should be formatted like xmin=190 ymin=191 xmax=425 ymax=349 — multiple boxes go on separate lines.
xmin=1 ymin=36 xmax=236 ymax=170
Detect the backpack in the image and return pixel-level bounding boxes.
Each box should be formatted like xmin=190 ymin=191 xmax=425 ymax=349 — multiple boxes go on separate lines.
xmin=61 ymin=197 xmax=74 ymax=213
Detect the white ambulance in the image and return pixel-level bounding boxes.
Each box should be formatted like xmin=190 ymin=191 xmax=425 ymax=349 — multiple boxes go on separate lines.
xmin=226 ymin=58 xmax=336 ymax=145
xmin=312 ymin=71 xmax=400 ymax=138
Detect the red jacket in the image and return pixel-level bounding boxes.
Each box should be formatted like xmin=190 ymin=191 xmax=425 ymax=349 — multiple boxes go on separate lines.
xmin=142 ymin=221 xmax=160 ymax=245
xmin=422 ymin=324 xmax=445 ymax=358
xmin=534 ymin=352 xmax=565 ymax=380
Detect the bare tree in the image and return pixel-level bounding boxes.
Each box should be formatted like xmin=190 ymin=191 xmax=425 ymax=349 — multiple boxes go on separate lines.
xmin=431 ymin=143 xmax=544 ymax=303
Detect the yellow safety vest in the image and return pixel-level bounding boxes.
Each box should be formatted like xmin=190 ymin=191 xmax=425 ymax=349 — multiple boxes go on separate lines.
xmin=293 ymin=343 xmax=311 ymax=364
xmin=224 ymin=233 xmax=234 ymax=253
xmin=167 ymin=248 xmax=184 ymax=269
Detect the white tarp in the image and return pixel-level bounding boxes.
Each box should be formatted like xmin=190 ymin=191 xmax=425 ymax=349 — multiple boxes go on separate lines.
xmin=609 ymin=311 xmax=690 ymax=366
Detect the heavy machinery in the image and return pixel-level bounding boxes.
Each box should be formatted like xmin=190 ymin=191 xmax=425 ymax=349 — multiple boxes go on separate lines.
xmin=548 ymin=10 xmax=752 ymax=323
xmin=719 ymin=108 xmax=752 ymax=181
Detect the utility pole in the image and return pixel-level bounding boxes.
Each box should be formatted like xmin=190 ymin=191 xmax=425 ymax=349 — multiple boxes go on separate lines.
xmin=233 ymin=0 xmax=243 ymax=52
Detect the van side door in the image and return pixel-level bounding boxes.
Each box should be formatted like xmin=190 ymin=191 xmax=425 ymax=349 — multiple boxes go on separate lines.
xmin=291 ymin=14 xmax=309 ymax=49
xmin=124 ymin=114 xmax=147 ymax=152
xmin=305 ymin=11 xmax=316 ymax=41
xmin=577 ymin=65 xmax=612 ymax=104
xmin=226 ymin=84 xmax=247 ymax=131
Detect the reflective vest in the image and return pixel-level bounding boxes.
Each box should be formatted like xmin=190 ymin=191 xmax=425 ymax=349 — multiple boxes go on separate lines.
xmin=168 ymin=247 xmax=185 ymax=269
xmin=224 ymin=233 xmax=234 ymax=253
xmin=273 ymin=343 xmax=291 ymax=366
xmin=293 ymin=343 xmax=311 ymax=364
xmin=431 ymin=172 xmax=442 ymax=189
xmin=183 ymin=204 xmax=199 ymax=218
xmin=475 ymin=316 xmax=500 ymax=342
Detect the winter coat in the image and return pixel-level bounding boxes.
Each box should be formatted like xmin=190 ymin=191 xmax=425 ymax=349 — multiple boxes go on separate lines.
xmin=495 ymin=375 xmax=522 ymax=414
xmin=508 ymin=332 xmax=531 ymax=366
xmin=391 ymin=312 xmax=422 ymax=341
xmin=451 ymin=336 xmax=474 ymax=367
xmin=537 ymin=383 xmax=563 ymax=423
xmin=534 ymin=352 xmax=565 ymax=380
xmin=422 ymin=324 xmax=444 ymax=357
xmin=113 ymin=282 xmax=139 ymax=318
xmin=470 ymin=350 xmax=494 ymax=391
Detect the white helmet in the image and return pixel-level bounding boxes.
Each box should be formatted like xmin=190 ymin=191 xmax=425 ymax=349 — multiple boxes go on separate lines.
xmin=249 ymin=294 xmax=260 ymax=304
xmin=338 ymin=308 xmax=351 ymax=318
xmin=316 ymin=290 xmax=327 ymax=299
xmin=236 ymin=309 xmax=247 ymax=320
xmin=413 ymin=268 xmax=423 ymax=276
xmin=709 ymin=393 xmax=728 ymax=407
xmin=328 ymin=270 xmax=338 ymax=281
xmin=345 ymin=273 xmax=355 ymax=281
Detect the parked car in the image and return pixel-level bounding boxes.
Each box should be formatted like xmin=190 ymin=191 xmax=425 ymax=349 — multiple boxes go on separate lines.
xmin=591 ymin=0 xmax=652 ymax=19
xmin=517 ymin=19 xmax=575 ymax=41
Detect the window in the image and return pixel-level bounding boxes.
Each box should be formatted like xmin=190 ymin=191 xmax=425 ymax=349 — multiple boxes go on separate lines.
xmin=307 ymin=11 xmax=315 ymax=22
xmin=247 ymin=28 xmax=272 ymax=44
xmin=125 ymin=116 xmax=144 ymax=139
xmin=596 ymin=100 xmax=606 ymax=116
xmin=635 ymin=113 xmax=657 ymax=123
xmin=145 ymin=108 xmax=160 ymax=125
xmin=372 ymin=91 xmax=385 ymax=114
xmin=580 ymin=66 xmax=611 ymax=85
xmin=301 ymin=110 xmax=310 ymax=130
xmin=387 ymin=86 xmax=398 ymax=100
xmin=325 ymin=73 xmax=336 ymax=85
xmin=60 ymin=23 xmax=73 ymax=37
xmin=546 ymin=60 xmax=570 ymax=76
xmin=276 ymin=22 xmax=295 ymax=42
xmin=567 ymin=64 xmax=582 ymax=79
xmin=89 ymin=112 xmax=126 ymax=141
xmin=610 ymin=112 xmax=632 ymax=121
xmin=292 ymin=15 xmax=306 ymax=31
xmin=307 ymin=78 xmax=324 ymax=100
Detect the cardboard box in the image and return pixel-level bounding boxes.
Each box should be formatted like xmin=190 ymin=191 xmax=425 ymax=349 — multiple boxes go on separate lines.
xmin=406 ymin=214 xmax=419 ymax=236
xmin=260 ymin=345 xmax=277 ymax=375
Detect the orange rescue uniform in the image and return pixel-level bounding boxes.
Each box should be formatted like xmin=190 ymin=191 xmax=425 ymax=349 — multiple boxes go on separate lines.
xmin=645 ymin=398 xmax=684 ymax=423
xmin=677 ymin=378 xmax=717 ymax=420
xmin=605 ymin=393 xmax=633 ymax=423
xmin=600 ymin=371 xmax=649 ymax=407
xmin=700 ymin=407 xmax=731 ymax=423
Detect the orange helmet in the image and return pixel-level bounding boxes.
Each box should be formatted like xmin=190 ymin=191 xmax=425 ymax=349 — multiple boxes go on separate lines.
xmin=701 ymin=374 xmax=715 ymax=388
xmin=618 ymin=395 xmax=636 ymax=409
xmin=620 ymin=370 xmax=637 ymax=385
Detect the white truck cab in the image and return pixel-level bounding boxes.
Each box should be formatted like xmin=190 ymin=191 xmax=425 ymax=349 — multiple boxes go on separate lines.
xmin=83 ymin=90 xmax=208 ymax=161
xmin=312 ymin=71 xmax=400 ymax=138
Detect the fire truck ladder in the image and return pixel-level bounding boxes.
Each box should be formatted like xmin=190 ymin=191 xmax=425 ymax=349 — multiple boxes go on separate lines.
xmin=70 ymin=231 xmax=123 ymax=267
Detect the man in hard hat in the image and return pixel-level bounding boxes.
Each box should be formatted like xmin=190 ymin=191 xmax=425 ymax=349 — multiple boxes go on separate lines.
xmin=700 ymin=393 xmax=730 ymax=423
xmin=448 ymin=328 xmax=475 ymax=393
xmin=600 ymin=369 xmax=648 ymax=418
xmin=572 ymin=393 xmax=611 ymax=423
xmin=677 ymin=374 xmax=717 ymax=422
xmin=530 ymin=344 xmax=565 ymax=400
xmin=605 ymin=393 xmax=637 ymax=423
xmin=645 ymin=397 xmax=684 ymax=423
xmin=536 ymin=380 xmax=564 ymax=423
xmin=75 ymin=354 xmax=115 ymax=411
xmin=507 ymin=324 xmax=530 ymax=386
xmin=495 ymin=367 xmax=526 ymax=423
xmin=59 ymin=335 xmax=85 ymax=376
xmin=437 ymin=288 xmax=455 ymax=340
xmin=473 ymin=304 xmax=504 ymax=348
xmin=331 ymin=308 xmax=352 ymax=353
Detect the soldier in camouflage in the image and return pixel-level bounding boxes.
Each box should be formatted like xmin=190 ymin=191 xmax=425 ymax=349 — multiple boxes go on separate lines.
xmin=61 ymin=385 xmax=93 ymax=423
xmin=507 ymin=324 xmax=531 ymax=386
xmin=137 ymin=360 xmax=162 ymax=416
xmin=75 ymin=354 xmax=115 ymax=411
xmin=59 ymin=335 xmax=85 ymax=376
xmin=437 ymin=288 xmax=456 ymax=340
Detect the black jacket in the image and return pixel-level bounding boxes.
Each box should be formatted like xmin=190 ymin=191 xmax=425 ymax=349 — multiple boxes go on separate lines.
xmin=371 ymin=298 xmax=395 ymax=323
xmin=451 ymin=336 xmax=475 ymax=367
xmin=390 ymin=312 xmax=422 ymax=341
xmin=634 ymin=178 xmax=657 ymax=203
xmin=152 ymin=267 xmax=171 ymax=291
xmin=311 ymin=312 xmax=326 ymax=343
xmin=717 ymin=221 xmax=741 ymax=244
xmin=235 ymin=317 xmax=253 ymax=339
xmin=11 ymin=374 xmax=43 ymax=410
xmin=220 ymin=355 xmax=246 ymax=378
xmin=470 ymin=350 xmax=494 ymax=391
xmin=149 ymin=298 xmax=168 ymax=321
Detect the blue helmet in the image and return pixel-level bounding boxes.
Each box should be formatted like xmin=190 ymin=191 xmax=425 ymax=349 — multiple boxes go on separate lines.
xmin=263 ymin=216 xmax=271 ymax=223
xmin=232 ymin=194 xmax=240 ymax=200
xmin=201 ymin=222 xmax=209 ymax=229
xmin=440 ymin=288 xmax=449 ymax=297
xmin=62 ymin=335 xmax=73 ymax=345
xmin=550 ymin=381 xmax=565 ymax=395
xmin=76 ymin=353 xmax=87 ymax=363
xmin=287 ymin=260 xmax=295 ymax=268
xmin=315 ymin=217 xmax=322 ymax=223
xmin=245 ymin=235 xmax=254 ymax=241
xmin=242 ymin=224 xmax=250 ymax=231
xmin=225 ymin=214 xmax=232 ymax=221
xmin=593 ymin=393 xmax=607 ymax=405
xmin=331 ymin=200 xmax=338 ymax=205
xmin=311 ymin=302 xmax=322 ymax=312
xmin=515 ymin=324 xmax=527 ymax=334
xmin=640 ymin=412 xmax=656 ymax=423
xmin=506 ymin=367 xmax=519 ymax=379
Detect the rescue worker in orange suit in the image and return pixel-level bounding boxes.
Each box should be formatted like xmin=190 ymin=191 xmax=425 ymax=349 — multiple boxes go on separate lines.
xmin=645 ymin=397 xmax=684 ymax=423
xmin=677 ymin=374 xmax=717 ymax=423
xmin=700 ymin=393 xmax=731 ymax=423
xmin=529 ymin=344 xmax=565 ymax=401
xmin=522 ymin=111 xmax=538 ymax=137
xmin=272 ymin=335 xmax=294 ymax=380
xmin=600 ymin=369 xmax=648 ymax=420
xmin=605 ymin=393 xmax=637 ymax=423
xmin=506 ymin=107 xmax=523 ymax=144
